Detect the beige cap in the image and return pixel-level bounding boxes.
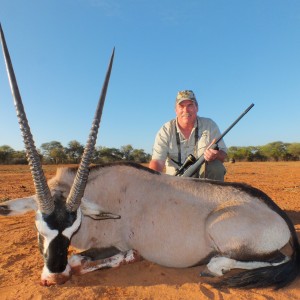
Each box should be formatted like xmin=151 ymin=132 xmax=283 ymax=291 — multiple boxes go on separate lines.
xmin=175 ymin=90 xmax=198 ymax=106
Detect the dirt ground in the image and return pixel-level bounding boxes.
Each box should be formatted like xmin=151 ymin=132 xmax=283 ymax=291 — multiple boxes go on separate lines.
xmin=0 ymin=162 xmax=299 ymax=300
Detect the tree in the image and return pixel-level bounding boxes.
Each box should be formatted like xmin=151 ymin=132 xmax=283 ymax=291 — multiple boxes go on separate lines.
xmin=40 ymin=141 xmax=66 ymax=164
xmin=50 ymin=147 xmax=67 ymax=164
xmin=65 ymin=140 xmax=84 ymax=163
xmin=260 ymin=142 xmax=287 ymax=161
xmin=120 ymin=144 xmax=134 ymax=160
xmin=0 ymin=145 xmax=14 ymax=164
xmin=93 ymin=146 xmax=123 ymax=163
xmin=251 ymin=148 xmax=267 ymax=162
xmin=131 ymin=149 xmax=151 ymax=163
xmin=287 ymin=143 xmax=300 ymax=160
xmin=11 ymin=150 xmax=27 ymax=164
xmin=227 ymin=146 xmax=253 ymax=161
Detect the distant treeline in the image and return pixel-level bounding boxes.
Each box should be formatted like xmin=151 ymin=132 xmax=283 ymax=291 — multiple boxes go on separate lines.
xmin=0 ymin=141 xmax=299 ymax=165
xmin=227 ymin=141 xmax=300 ymax=162
xmin=0 ymin=141 xmax=151 ymax=165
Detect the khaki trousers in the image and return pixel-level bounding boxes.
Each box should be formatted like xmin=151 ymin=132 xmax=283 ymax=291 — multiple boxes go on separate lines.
xmin=199 ymin=160 xmax=226 ymax=181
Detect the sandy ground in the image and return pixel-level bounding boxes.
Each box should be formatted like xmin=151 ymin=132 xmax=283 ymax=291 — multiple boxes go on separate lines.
xmin=0 ymin=162 xmax=299 ymax=300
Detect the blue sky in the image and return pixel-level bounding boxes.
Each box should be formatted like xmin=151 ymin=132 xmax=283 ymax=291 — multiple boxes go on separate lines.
xmin=0 ymin=0 xmax=299 ymax=154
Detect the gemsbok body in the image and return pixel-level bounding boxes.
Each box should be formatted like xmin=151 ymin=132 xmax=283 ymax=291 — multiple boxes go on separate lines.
xmin=0 ymin=24 xmax=299 ymax=289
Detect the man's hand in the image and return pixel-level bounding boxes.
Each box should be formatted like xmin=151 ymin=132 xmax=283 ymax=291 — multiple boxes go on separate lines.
xmin=204 ymin=139 xmax=227 ymax=162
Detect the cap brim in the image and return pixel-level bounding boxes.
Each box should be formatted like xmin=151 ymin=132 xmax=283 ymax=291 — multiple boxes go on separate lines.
xmin=176 ymin=99 xmax=197 ymax=105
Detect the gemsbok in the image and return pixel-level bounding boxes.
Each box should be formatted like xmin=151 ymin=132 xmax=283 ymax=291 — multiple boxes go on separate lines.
xmin=0 ymin=24 xmax=299 ymax=289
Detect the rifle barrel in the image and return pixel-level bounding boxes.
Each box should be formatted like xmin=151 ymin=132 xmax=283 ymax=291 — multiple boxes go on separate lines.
xmin=215 ymin=103 xmax=254 ymax=144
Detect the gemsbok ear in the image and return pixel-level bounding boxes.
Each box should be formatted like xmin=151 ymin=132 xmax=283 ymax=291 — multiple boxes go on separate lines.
xmin=0 ymin=196 xmax=37 ymax=216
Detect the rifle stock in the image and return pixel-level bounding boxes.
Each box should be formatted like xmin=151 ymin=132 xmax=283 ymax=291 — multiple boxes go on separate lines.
xmin=179 ymin=103 xmax=254 ymax=178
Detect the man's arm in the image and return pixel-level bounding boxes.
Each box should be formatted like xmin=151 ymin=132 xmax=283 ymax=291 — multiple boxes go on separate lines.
xmin=148 ymin=159 xmax=165 ymax=173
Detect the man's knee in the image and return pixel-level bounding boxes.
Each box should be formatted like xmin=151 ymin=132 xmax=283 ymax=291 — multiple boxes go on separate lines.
xmin=199 ymin=160 xmax=226 ymax=181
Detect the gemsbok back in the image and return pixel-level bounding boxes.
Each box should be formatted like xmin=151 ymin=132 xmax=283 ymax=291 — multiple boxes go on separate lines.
xmin=0 ymin=24 xmax=299 ymax=289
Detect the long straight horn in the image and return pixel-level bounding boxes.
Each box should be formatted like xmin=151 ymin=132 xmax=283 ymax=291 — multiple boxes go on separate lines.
xmin=66 ymin=48 xmax=115 ymax=212
xmin=0 ymin=24 xmax=54 ymax=215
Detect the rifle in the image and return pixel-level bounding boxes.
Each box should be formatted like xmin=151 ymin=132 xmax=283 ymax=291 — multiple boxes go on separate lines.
xmin=175 ymin=103 xmax=254 ymax=177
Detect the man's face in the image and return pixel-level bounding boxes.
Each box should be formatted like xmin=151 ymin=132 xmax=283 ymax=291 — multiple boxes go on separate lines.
xmin=175 ymin=100 xmax=198 ymax=126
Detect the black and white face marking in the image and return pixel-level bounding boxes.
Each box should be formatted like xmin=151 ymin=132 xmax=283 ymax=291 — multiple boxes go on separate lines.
xmin=35 ymin=199 xmax=82 ymax=276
